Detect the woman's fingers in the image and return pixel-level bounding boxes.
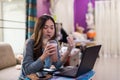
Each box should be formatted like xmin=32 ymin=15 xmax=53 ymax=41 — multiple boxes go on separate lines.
xmin=67 ymin=35 xmax=75 ymax=47
xmin=45 ymin=45 xmax=57 ymax=56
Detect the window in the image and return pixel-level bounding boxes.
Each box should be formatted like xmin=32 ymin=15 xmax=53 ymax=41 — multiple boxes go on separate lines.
xmin=0 ymin=0 xmax=25 ymax=54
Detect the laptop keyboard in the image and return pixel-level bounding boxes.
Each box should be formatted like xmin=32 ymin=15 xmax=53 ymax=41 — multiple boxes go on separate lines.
xmin=60 ymin=67 xmax=78 ymax=76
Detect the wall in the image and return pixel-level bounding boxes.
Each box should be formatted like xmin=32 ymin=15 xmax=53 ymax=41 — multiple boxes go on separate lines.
xmin=74 ymin=0 xmax=95 ymax=31
xmin=36 ymin=0 xmax=95 ymax=33
xmin=37 ymin=0 xmax=50 ymax=18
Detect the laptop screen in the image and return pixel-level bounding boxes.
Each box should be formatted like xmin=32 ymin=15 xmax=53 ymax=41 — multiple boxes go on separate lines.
xmin=76 ymin=45 xmax=101 ymax=77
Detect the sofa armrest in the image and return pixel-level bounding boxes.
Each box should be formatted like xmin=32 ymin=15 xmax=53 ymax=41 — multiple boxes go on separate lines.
xmin=0 ymin=42 xmax=17 ymax=70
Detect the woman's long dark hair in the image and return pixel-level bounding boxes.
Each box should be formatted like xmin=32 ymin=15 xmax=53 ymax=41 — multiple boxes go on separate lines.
xmin=31 ymin=15 xmax=56 ymax=60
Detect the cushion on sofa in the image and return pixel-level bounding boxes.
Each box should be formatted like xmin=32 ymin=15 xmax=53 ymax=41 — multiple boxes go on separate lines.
xmin=0 ymin=43 xmax=17 ymax=70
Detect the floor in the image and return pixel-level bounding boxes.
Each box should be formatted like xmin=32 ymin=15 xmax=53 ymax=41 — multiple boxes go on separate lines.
xmin=92 ymin=56 xmax=120 ymax=80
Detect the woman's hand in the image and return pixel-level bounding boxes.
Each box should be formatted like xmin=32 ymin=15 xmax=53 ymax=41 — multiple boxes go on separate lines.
xmin=40 ymin=44 xmax=57 ymax=61
xmin=67 ymin=35 xmax=75 ymax=53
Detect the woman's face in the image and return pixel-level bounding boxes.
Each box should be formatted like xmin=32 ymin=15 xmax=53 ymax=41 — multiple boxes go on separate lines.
xmin=43 ymin=19 xmax=55 ymax=40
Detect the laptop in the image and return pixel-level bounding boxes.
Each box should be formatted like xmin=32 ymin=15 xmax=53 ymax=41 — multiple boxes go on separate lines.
xmin=54 ymin=45 xmax=101 ymax=78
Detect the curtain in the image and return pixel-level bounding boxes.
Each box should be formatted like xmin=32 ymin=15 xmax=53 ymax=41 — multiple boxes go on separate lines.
xmin=26 ymin=0 xmax=36 ymax=39
xmin=53 ymin=0 xmax=74 ymax=34
xmin=95 ymin=0 xmax=120 ymax=57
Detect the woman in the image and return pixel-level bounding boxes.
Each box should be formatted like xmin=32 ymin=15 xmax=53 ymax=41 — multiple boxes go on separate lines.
xmin=19 ymin=15 xmax=74 ymax=80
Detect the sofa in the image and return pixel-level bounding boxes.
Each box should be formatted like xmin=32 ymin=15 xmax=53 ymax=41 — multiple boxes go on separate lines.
xmin=0 ymin=42 xmax=21 ymax=80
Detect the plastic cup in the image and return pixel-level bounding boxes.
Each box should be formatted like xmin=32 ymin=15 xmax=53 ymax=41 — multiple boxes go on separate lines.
xmin=47 ymin=40 xmax=58 ymax=62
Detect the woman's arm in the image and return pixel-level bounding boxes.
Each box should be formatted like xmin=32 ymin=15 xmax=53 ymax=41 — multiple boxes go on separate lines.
xmin=53 ymin=36 xmax=74 ymax=68
xmin=60 ymin=35 xmax=74 ymax=63
xmin=22 ymin=39 xmax=44 ymax=75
